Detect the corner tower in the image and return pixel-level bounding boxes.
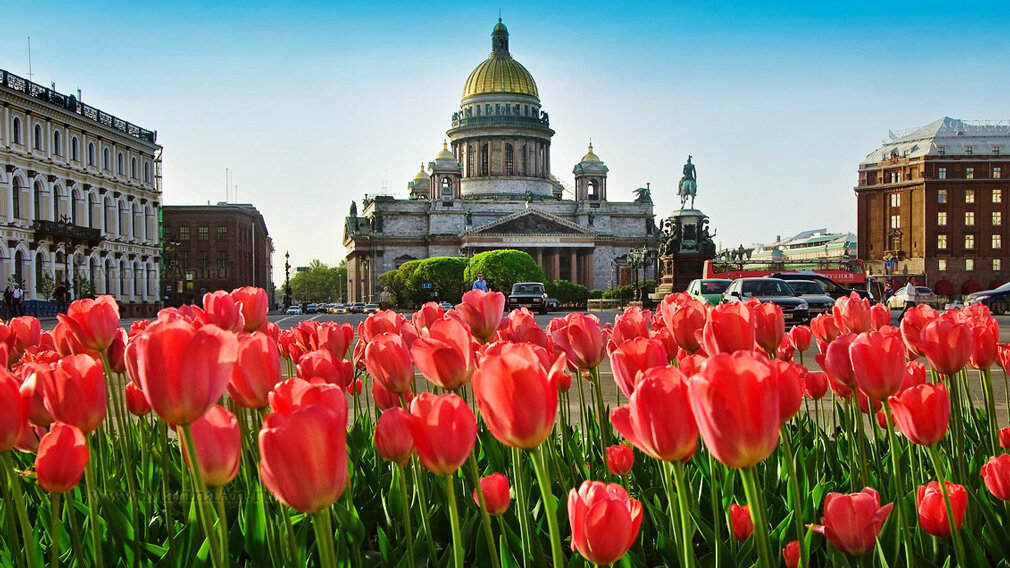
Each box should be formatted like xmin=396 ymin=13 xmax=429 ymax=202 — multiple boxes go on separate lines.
xmin=447 ymin=19 xmax=556 ymax=199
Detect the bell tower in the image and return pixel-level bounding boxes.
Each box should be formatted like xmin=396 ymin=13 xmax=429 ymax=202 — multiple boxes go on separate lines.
xmin=429 ymin=140 xmax=462 ymax=202
xmin=573 ymin=143 xmax=609 ymax=201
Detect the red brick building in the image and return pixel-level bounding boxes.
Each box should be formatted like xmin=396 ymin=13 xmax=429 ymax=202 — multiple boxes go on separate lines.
xmin=856 ymin=117 xmax=1010 ymax=299
xmin=161 ymin=203 xmax=273 ymax=306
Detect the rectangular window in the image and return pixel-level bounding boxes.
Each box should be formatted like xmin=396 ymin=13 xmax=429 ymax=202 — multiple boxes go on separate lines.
xmin=939 ymin=167 xmax=947 ymax=179
xmin=994 ymin=189 xmax=1003 ymax=203
xmin=217 ymin=226 xmax=228 ymax=241
xmin=995 ymin=259 xmax=1002 ymax=271
xmin=994 ymin=211 xmax=1002 ymax=226
xmin=995 ymin=167 xmax=1002 ymax=179
xmin=966 ymin=189 xmax=975 ymax=203
xmin=198 ymin=226 xmax=209 ymax=240
xmin=890 ymin=193 xmax=901 ymax=207
xmin=217 ymin=251 xmax=228 ymax=268
xmin=198 ymin=251 xmax=208 ymax=267
xmin=994 ymin=234 xmax=1002 ymax=249
xmin=966 ymin=258 xmax=974 ymax=271
xmin=937 ymin=234 xmax=947 ymax=249
xmin=965 ymin=234 xmax=975 ymax=249
xmin=937 ymin=146 xmax=945 ymax=155
xmin=965 ymin=145 xmax=974 ymax=155
xmin=938 ymin=259 xmax=947 ymax=271
xmin=994 ymin=145 xmax=1001 ymax=155
xmin=966 ymin=167 xmax=974 ymax=179
xmin=178 ymin=226 xmax=190 ymax=240
xmin=890 ymin=215 xmax=901 ymax=229
xmin=938 ymin=189 xmax=948 ymax=203
xmin=965 ymin=211 xmax=975 ymax=226
xmin=937 ymin=212 xmax=948 ymax=226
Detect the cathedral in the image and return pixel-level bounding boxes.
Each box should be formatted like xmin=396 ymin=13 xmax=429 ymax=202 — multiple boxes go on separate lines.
xmin=343 ymin=19 xmax=657 ymax=302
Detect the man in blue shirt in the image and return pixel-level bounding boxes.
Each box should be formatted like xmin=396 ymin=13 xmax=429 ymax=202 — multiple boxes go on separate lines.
xmin=472 ymin=273 xmax=489 ymax=292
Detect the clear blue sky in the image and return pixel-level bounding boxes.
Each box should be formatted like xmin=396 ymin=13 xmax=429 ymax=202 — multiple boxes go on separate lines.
xmin=3 ymin=1 xmax=1009 ymax=285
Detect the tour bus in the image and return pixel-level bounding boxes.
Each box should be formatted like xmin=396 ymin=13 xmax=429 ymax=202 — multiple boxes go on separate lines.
xmin=702 ymin=259 xmax=872 ymax=299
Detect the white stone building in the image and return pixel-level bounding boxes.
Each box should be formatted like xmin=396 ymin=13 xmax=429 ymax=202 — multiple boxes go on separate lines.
xmin=0 ymin=68 xmax=162 ymax=316
xmin=343 ymin=20 xmax=657 ymax=302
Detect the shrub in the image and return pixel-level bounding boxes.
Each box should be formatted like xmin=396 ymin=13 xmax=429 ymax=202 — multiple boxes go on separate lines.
xmin=546 ymin=280 xmax=590 ymax=308
xmin=463 ymin=250 xmax=546 ymax=294
xmin=407 ymin=257 xmax=468 ymax=304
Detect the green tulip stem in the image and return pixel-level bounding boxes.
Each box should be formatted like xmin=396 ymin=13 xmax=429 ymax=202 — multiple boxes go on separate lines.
xmin=0 ymin=454 xmax=25 ymax=568
xmin=779 ymin=425 xmax=809 ymax=568
xmin=926 ymin=445 xmax=968 ymax=567
xmin=82 ymin=443 xmax=105 ymax=568
xmin=739 ymin=465 xmax=775 ymax=568
xmin=706 ymin=453 xmax=724 ymax=566
xmin=214 ymin=486 xmax=229 ymax=565
xmin=661 ymin=462 xmax=683 ymax=554
xmin=312 ymin=509 xmax=338 ymax=568
xmin=881 ymin=401 xmax=915 ymax=568
xmin=444 ymin=474 xmax=465 ymax=568
xmin=589 ymin=366 xmax=611 ymax=467
xmin=179 ymin=424 xmax=224 ymax=568
xmin=979 ymin=368 xmax=999 ymax=456
xmin=531 ymin=444 xmax=565 ymax=568
xmin=409 ymin=459 xmax=437 ymax=559
xmin=670 ymin=461 xmax=697 ymax=568
xmin=64 ymin=491 xmax=85 ymax=568
xmin=394 ymin=464 xmax=417 ymax=568
xmin=943 ymin=374 xmax=967 ymax=483
xmin=467 ymin=454 xmax=502 ymax=568
xmin=511 ymin=448 xmax=533 ymax=566
xmin=48 ymin=492 xmax=61 ymax=568
xmin=158 ymin=421 xmax=178 ymax=568
xmin=1 ymin=452 xmax=40 ymax=568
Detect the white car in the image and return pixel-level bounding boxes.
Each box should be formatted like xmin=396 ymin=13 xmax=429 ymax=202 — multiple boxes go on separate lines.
xmin=886 ymin=286 xmax=937 ymax=309
xmin=285 ymin=305 xmax=303 ymax=315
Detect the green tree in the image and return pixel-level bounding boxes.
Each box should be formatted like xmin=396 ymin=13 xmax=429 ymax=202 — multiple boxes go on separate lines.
xmin=393 ymin=260 xmax=421 ymax=305
xmin=289 ymin=260 xmax=342 ymax=303
xmin=546 ymin=279 xmax=590 ymax=308
xmin=463 ymin=250 xmax=546 ymax=294
xmin=408 ymin=257 xmax=468 ymax=304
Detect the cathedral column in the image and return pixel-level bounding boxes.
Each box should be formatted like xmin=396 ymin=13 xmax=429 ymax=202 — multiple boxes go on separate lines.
xmin=586 ymin=250 xmax=595 ymax=289
xmin=353 ymin=256 xmax=361 ymax=302
xmin=569 ymin=249 xmax=578 ymax=285
xmin=552 ymin=249 xmax=560 ymax=281
xmin=536 ymin=248 xmax=543 ymax=267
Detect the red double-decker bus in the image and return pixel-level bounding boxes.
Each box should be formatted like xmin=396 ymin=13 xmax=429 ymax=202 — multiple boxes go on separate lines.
xmin=703 ymin=258 xmax=867 ymax=286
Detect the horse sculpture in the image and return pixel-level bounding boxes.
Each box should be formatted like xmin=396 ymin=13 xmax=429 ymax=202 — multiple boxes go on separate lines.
xmin=678 ymin=156 xmax=697 ymax=209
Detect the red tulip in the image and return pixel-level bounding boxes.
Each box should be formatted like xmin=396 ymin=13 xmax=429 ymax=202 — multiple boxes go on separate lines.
xmin=455 ymin=289 xmax=505 ymax=343
xmin=609 ymin=337 xmax=668 ymax=398
xmin=230 ymin=286 xmax=269 ymax=332
xmin=902 ymin=361 xmax=927 ymax=392
xmin=753 ymin=302 xmax=785 ymax=353
xmin=611 ymin=366 xmax=698 ymax=462
xmin=56 ymin=295 xmax=120 ymax=352
xmin=34 ymin=422 xmax=89 ymax=493
xmin=408 ymin=392 xmax=476 ymax=475
xmin=809 ymin=313 xmax=841 ymax=345
xmin=268 ymin=378 xmax=348 ymax=423
xmin=473 ymin=473 xmax=511 ymax=516
xmin=40 ymin=354 xmax=107 ymax=434
xmin=730 ymin=503 xmax=754 ymax=540
xmin=606 ymin=444 xmax=634 ymax=476
xmin=297 ymin=349 xmax=352 ymax=387
xmin=411 ymin=317 xmax=475 ymax=390
xmin=981 ymin=454 xmax=1010 ymax=501
xmin=229 ymin=332 xmax=283 ymax=409
xmin=968 ymin=316 xmax=999 ymax=370
xmin=18 ymin=368 xmax=53 ymax=427
xmin=551 ymin=313 xmax=608 ymax=370
xmin=259 ymin=405 xmax=347 ymax=514
xmin=131 ymin=320 xmax=239 ymax=425
xmin=699 ymin=302 xmax=755 ymax=355
xmin=202 ymin=290 xmax=245 ymax=333
xmin=788 ymin=325 xmax=812 ymax=352
xmin=919 ymin=313 xmax=972 ymax=376
xmin=472 ymin=343 xmax=556 ymax=449
xmin=1000 ymin=427 xmax=1010 ymax=450
xmin=869 ymin=303 xmax=890 ymax=330
xmin=900 ymin=304 xmax=938 ymax=358
xmin=650 ymin=325 xmax=679 ymax=363
xmin=9 ymin=316 xmax=42 ymax=360
xmin=16 ymin=424 xmax=45 ymax=453
xmin=802 ymin=371 xmax=829 ymax=400
xmin=999 ymin=343 xmax=1010 ymax=374
xmin=500 ymin=308 xmax=549 ymax=347
xmin=773 ymin=360 xmax=804 ymax=423
xmin=372 ymin=382 xmax=412 ymax=411
xmin=833 ymin=292 xmax=871 ymax=334
xmin=811 ymin=488 xmax=892 ymax=556
xmin=0 ymin=371 xmax=26 ymax=452
xmin=916 ymin=481 xmax=966 ymax=538
xmin=107 ymin=329 xmax=127 ymax=373
xmin=612 ymin=306 xmax=651 ymax=347
xmin=660 ymin=295 xmax=706 ymax=353
xmin=777 ymin=337 xmax=795 ymax=362
xmin=548 ymin=352 xmax=572 ymax=393
xmin=184 ymin=405 xmax=241 ymax=487
xmin=315 ymin=322 xmax=355 ymax=361
xmin=849 ymin=328 xmax=906 ymax=401
xmin=567 ymin=481 xmax=643 ymax=566
xmin=688 ymin=352 xmax=780 ymax=468
xmin=815 ymin=332 xmax=857 ymax=388
xmin=374 ymin=407 xmax=415 ymax=465
xmin=888 ymin=383 xmax=949 ymax=446
xmin=52 ymin=320 xmax=97 ymax=357
xmin=412 ymin=302 xmax=445 ymax=334
xmin=364 ymin=332 xmax=414 ymax=394
xmin=360 ymin=310 xmax=416 ymax=345
xmin=346 ymin=378 xmax=362 ymax=395
xmin=124 ymin=382 xmax=152 ymax=417
xmin=783 ymin=541 xmax=800 ymax=568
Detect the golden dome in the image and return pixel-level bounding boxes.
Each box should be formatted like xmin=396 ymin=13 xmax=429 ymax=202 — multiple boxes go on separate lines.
xmin=580 ymin=143 xmax=601 ymax=163
xmin=413 ymin=163 xmax=428 ymax=181
xmin=435 ymin=140 xmax=455 ymax=160
xmin=462 ymin=20 xmax=538 ymax=99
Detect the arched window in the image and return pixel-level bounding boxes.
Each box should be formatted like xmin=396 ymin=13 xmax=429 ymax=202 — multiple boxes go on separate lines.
xmin=143 ymin=161 xmax=150 ymax=183
xmin=588 ymin=180 xmax=598 ymax=200
xmin=467 ymin=145 xmax=474 ymax=176
xmin=103 ymin=148 xmax=110 ymax=170
xmin=88 ymin=143 xmax=95 ymax=166
xmin=71 ymin=137 xmax=79 ymax=161
xmin=88 ymin=193 xmax=97 ymax=228
xmin=441 ymin=177 xmax=453 ymax=197
xmin=104 ymin=197 xmax=116 ymax=234
xmin=130 ymin=157 xmax=137 ymax=179
xmin=14 ymin=251 xmax=24 ymax=284
xmin=119 ymin=201 xmax=129 ymax=236
xmin=505 ymin=144 xmax=514 ymax=175
xmin=12 ymin=117 xmax=21 ymax=145
xmin=33 ymin=182 xmax=43 ymax=221
xmin=34 ymin=253 xmax=45 ymax=296
xmin=71 ymin=190 xmax=81 ymax=225
xmin=480 ymin=144 xmax=489 ymax=176
xmin=53 ymin=130 xmax=61 ymax=156
xmin=33 ymin=124 xmax=42 ymax=150
xmin=117 ymin=153 xmax=124 ymax=175
xmin=54 ymin=186 xmax=64 ymax=221
xmin=12 ymin=179 xmax=21 ymax=219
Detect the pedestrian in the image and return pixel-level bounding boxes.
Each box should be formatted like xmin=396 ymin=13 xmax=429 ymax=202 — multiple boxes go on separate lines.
xmin=882 ymin=283 xmax=894 ymax=303
xmin=378 ymin=286 xmax=392 ymax=310
xmin=898 ymin=277 xmax=917 ymax=322
xmin=12 ymin=283 xmax=23 ymax=317
xmin=472 ymin=272 xmax=489 ymax=292
xmin=54 ymin=281 xmax=66 ymax=313
xmin=2 ymin=285 xmax=11 ymax=319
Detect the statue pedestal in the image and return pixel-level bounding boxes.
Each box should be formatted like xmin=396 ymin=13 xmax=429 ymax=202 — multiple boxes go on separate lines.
xmin=649 ymin=209 xmax=716 ymax=302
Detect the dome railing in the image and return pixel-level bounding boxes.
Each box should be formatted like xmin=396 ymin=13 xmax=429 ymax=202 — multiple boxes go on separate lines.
xmin=449 ymin=112 xmax=550 ymax=130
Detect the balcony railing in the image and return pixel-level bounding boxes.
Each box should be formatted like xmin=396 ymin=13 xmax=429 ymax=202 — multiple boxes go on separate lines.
xmin=1 ymin=69 xmax=157 ymax=144
xmin=449 ymin=112 xmax=551 ymax=130
xmin=32 ymin=219 xmax=103 ymax=247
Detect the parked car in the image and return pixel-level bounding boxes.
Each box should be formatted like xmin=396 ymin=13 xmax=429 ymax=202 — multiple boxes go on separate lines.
xmin=886 ymin=286 xmax=938 ymax=310
xmin=782 ymin=279 xmax=836 ymax=317
xmin=769 ymin=272 xmax=873 ymax=301
xmin=350 ymin=302 xmax=365 ymax=314
xmin=332 ymin=304 xmax=349 ymax=314
xmin=285 ymin=305 xmax=303 ymax=315
xmin=508 ymin=282 xmax=549 ymax=314
xmin=305 ymin=304 xmax=319 ymax=314
xmin=723 ymin=277 xmax=809 ymax=324
xmin=686 ymin=278 xmax=732 ymax=305
xmin=439 ymin=301 xmax=454 ymax=311
xmin=964 ymin=282 xmax=1010 ymax=314
xmin=363 ymin=303 xmax=380 ymax=314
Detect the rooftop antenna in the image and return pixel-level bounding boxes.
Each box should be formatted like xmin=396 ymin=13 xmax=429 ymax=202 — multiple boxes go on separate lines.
xmin=225 ymin=168 xmax=230 ymax=202
xmin=27 ymin=36 xmax=33 ymax=81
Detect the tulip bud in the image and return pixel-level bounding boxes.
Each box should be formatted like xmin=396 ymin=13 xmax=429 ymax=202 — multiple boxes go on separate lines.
xmin=202 ymin=290 xmax=245 ymax=333
xmin=41 ymin=354 xmax=107 ymax=434
xmin=410 ymin=317 xmax=475 ymax=391
xmin=753 ymin=302 xmax=785 ymax=354
xmin=472 ymin=343 xmax=557 ymax=450
xmin=229 ymin=332 xmax=283 ymax=409
xmin=699 ymin=302 xmax=755 ymax=355
xmin=609 ymin=337 xmax=668 ymax=398
xmin=788 ymin=325 xmax=812 ymax=352
xmin=455 ymin=289 xmax=506 ymax=343
xmin=612 ymin=306 xmax=651 ymax=347
xmin=184 ymin=405 xmax=241 ymax=487
xmin=981 ymin=454 xmax=1010 ymax=501
xmin=56 ymin=296 xmax=120 ymax=352
xmin=899 ymin=304 xmax=937 ymax=358
xmin=802 ymin=371 xmax=828 ymax=400
xmin=124 ymin=382 xmax=152 ymax=417
xmin=919 ymin=313 xmax=972 ymax=376
xmin=551 ymin=313 xmax=608 ymax=370
xmin=833 ymin=293 xmax=871 ymax=334
xmin=811 ymin=488 xmax=893 ymax=556
xmin=374 ymin=408 xmax=415 ymax=465
xmin=473 ymin=473 xmax=511 ymax=516
xmin=916 ymin=481 xmax=966 ymax=538
xmin=372 ymin=382 xmax=412 ymax=412
xmin=606 ymin=445 xmax=634 ymax=476
xmin=408 ymin=392 xmax=476 ymax=475
xmin=35 ymin=422 xmax=89 ymax=493
xmin=364 ymin=333 xmax=414 ymax=394
xmin=730 ymin=503 xmax=754 ymax=541
xmin=230 ymin=286 xmax=269 ymax=333
xmin=869 ymin=303 xmax=890 ymax=330
xmin=783 ymin=541 xmax=800 ymax=568
xmin=0 ymin=371 xmax=26 ymax=452
xmin=1000 ymin=427 xmax=1010 ymax=450
xmin=888 ymin=383 xmax=949 ymax=446
xmin=567 ymin=481 xmax=643 ymax=566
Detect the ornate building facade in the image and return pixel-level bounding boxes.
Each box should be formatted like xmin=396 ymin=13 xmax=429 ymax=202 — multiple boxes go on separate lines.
xmin=343 ymin=20 xmax=656 ymax=301
xmin=0 ymin=68 xmax=162 ymax=316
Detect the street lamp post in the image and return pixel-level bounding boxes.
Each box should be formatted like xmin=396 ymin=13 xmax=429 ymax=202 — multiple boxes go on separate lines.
xmin=283 ymin=251 xmax=292 ymax=309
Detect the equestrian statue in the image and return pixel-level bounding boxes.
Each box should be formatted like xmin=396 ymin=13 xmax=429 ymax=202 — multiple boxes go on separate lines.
xmin=678 ymin=156 xmax=697 ymax=209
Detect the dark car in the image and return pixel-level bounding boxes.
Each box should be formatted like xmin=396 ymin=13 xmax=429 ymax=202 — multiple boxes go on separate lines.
xmin=508 ymin=282 xmax=549 ymax=314
xmin=966 ymin=282 xmax=1010 ymax=314
xmin=769 ymin=272 xmax=872 ymax=301
xmin=783 ymin=279 xmax=836 ymax=317
xmin=723 ymin=277 xmax=809 ymax=324
xmin=349 ymin=302 xmax=365 ymax=314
